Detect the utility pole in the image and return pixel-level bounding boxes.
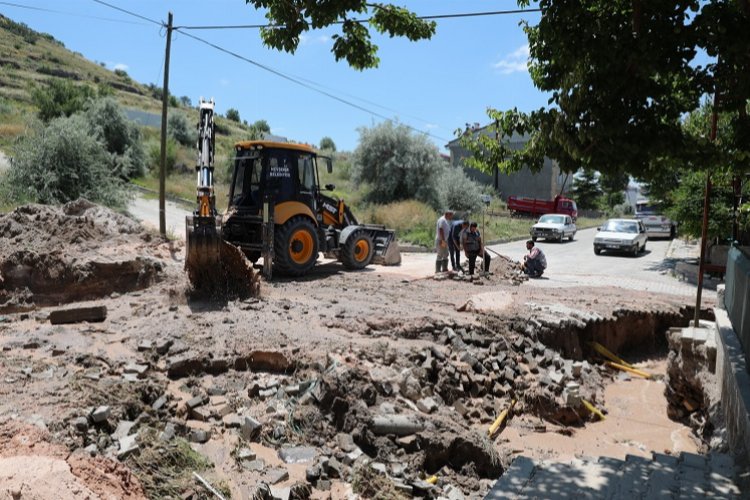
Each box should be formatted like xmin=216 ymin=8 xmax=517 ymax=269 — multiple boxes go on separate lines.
xmin=694 ymin=90 xmax=719 ymax=326
xmin=159 ymin=12 xmax=174 ymax=237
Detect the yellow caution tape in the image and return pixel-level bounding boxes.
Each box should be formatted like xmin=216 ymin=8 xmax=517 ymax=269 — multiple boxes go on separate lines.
xmin=488 ymin=399 xmax=517 ymax=437
xmin=588 ymin=341 xmax=635 ymax=369
xmin=581 ymin=398 xmax=606 ymax=420
xmin=605 ymin=360 xmax=652 ymax=379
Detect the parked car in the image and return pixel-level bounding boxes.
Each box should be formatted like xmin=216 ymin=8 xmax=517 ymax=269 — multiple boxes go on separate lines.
xmin=635 ymin=199 xmax=676 ymax=238
xmin=593 ymin=218 xmax=648 ymax=256
xmin=530 ymin=214 xmax=577 ymax=242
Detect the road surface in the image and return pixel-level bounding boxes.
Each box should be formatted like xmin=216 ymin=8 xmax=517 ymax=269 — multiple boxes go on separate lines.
xmin=127 ymin=194 xmax=711 ymax=301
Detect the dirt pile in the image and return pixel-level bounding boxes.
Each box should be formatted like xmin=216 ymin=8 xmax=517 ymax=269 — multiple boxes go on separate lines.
xmin=0 ymin=199 xmax=166 ymax=312
xmin=0 ymin=421 xmax=146 ymax=499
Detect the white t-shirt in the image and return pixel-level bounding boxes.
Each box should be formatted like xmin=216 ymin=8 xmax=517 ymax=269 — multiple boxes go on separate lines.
xmin=436 ymin=215 xmax=451 ymax=242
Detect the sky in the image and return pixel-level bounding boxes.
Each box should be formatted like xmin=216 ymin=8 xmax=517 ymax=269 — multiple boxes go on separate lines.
xmin=2 ymin=0 xmax=547 ymax=152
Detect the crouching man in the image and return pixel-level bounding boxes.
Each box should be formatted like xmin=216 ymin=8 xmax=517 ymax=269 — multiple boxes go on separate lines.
xmin=521 ymin=239 xmax=546 ymax=278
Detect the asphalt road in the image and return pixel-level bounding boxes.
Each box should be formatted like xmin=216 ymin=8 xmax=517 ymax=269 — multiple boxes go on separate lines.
xmin=126 ymin=194 xmax=710 ymax=301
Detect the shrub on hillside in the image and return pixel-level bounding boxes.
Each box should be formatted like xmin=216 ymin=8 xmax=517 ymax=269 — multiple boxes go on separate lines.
xmin=31 ymin=79 xmax=95 ymax=122
xmin=2 ymin=115 xmax=128 ymax=207
xmin=352 ymin=121 xmax=444 ymax=207
xmin=148 ymin=139 xmax=178 ymax=173
xmin=437 ymin=166 xmax=484 ymax=213
xmin=226 ymin=108 xmax=241 ymax=122
xmin=84 ymin=98 xmax=146 ymax=179
xmin=168 ymin=113 xmax=195 ymax=147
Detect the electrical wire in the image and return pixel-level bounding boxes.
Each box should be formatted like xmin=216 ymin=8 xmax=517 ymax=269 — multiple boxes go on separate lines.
xmin=89 ymin=0 xmax=162 ymax=26
xmin=175 ymin=29 xmax=452 ymax=143
xmin=0 ymin=0 xmax=150 ymax=24
xmin=176 ymin=8 xmax=542 ymax=30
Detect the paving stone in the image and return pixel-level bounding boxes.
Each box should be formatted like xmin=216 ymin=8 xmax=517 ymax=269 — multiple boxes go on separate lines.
xmin=123 ymin=363 xmax=149 ymax=377
xmin=137 ymin=340 xmax=153 ymax=352
xmin=237 ymin=447 xmax=256 ymax=461
xmin=243 ymin=459 xmax=266 ymax=472
xmin=189 ymin=429 xmax=210 ymax=443
xmin=151 ymin=395 xmax=168 ymax=411
xmin=241 ymin=416 xmax=262 ymax=440
xmin=265 ymin=467 xmax=289 ymax=485
xmin=278 ymin=446 xmax=317 ymax=464
xmin=186 ymin=395 xmax=205 ymax=410
xmin=222 ymin=413 xmax=242 ymax=428
xmin=417 ymin=397 xmax=438 ymax=414
xmin=190 ymin=406 xmax=212 ymax=422
xmin=371 ymin=462 xmax=387 ymax=474
xmin=71 ymin=416 xmax=88 ymax=433
xmin=158 ymin=423 xmax=175 ymax=442
xmin=118 ymin=433 xmax=139 ymax=459
xmin=90 ymin=405 xmax=110 ymax=423
xmin=680 ymin=451 xmax=707 ymax=470
xmin=652 ymin=451 xmax=679 ymax=467
xmin=112 ymin=420 xmax=135 ymax=440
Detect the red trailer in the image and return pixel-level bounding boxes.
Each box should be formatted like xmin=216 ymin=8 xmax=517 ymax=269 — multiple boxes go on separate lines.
xmin=507 ymin=194 xmax=578 ymax=220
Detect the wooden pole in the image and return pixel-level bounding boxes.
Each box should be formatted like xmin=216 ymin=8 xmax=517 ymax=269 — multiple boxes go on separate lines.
xmin=159 ymin=12 xmax=173 ymax=237
xmin=694 ymin=93 xmax=719 ymax=326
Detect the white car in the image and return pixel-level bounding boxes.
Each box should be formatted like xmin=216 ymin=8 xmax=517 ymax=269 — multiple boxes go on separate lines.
xmin=594 ymin=218 xmax=648 ymax=256
xmin=530 ymin=214 xmax=577 ymax=242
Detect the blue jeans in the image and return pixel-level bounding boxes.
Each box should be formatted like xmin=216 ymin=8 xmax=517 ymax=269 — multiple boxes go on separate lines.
xmin=449 ymin=242 xmax=461 ymax=270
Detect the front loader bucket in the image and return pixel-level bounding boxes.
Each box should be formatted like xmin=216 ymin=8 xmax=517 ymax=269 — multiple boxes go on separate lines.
xmin=371 ymin=230 xmax=401 ymax=266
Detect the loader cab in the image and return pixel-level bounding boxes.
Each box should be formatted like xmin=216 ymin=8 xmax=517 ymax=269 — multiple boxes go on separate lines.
xmin=229 ymin=141 xmax=321 ymax=215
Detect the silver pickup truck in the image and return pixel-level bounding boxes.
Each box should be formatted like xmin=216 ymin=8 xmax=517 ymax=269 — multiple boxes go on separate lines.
xmin=635 ymin=200 xmax=676 ymax=238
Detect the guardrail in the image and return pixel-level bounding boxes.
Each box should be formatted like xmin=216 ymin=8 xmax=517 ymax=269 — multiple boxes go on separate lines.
xmin=724 ymin=246 xmax=750 ymax=363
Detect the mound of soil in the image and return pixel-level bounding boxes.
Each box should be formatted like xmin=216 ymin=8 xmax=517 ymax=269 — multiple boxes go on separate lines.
xmin=0 ymin=421 xmax=146 ymax=500
xmin=0 ymin=199 xmax=165 ymax=312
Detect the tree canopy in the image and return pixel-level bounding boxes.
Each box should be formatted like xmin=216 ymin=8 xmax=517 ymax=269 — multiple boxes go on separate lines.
xmin=459 ymin=0 xmax=750 ymax=181
xmin=246 ymin=1 xmax=436 ymax=70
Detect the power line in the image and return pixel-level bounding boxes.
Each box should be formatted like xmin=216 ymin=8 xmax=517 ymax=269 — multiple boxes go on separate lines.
xmin=176 ymin=8 xmax=542 ymax=30
xmin=89 ymin=0 xmax=162 ymax=27
xmin=0 ymin=0 xmax=150 ymax=24
xmin=175 ymin=29 xmax=452 ymax=143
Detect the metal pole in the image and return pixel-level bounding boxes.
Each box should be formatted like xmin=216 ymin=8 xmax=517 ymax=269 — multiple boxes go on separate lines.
xmin=159 ymin=12 xmax=173 ymax=237
xmin=693 ymin=94 xmax=719 ymax=326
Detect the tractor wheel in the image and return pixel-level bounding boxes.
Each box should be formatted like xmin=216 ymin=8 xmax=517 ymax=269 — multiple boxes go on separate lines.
xmin=274 ymin=216 xmax=318 ymax=276
xmin=341 ymin=230 xmax=374 ymax=270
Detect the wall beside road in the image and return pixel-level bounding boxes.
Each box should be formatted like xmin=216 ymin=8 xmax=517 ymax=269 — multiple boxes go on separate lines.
xmin=725 ymin=246 xmax=750 ymax=361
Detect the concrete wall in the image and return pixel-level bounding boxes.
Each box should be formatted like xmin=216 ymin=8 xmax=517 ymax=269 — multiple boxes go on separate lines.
xmin=725 ymin=246 xmax=750 ymax=361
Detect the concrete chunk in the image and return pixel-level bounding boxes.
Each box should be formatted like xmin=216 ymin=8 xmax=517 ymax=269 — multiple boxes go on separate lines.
xmin=278 ymin=446 xmax=317 ymax=464
xmin=90 ymin=405 xmax=111 ymax=423
xmin=49 ymin=306 xmax=107 ymax=325
xmin=241 ymin=416 xmax=263 ymax=440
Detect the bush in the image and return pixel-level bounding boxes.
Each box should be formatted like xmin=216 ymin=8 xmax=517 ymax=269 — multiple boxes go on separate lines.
xmin=148 ymin=139 xmax=178 ymax=173
xmin=437 ymin=166 xmax=484 ymax=214
xmin=84 ymin=98 xmax=146 ymax=178
xmin=226 ymin=108 xmax=240 ymax=122
xmin=168 ymin=113 xmax=194 ymax=147
xmin=352 ymin=121 xmax=445 ymax=207
xmin=2 ymin=115 xmax=128 ymax=207
xmin=31 ymin=79 xmax=94 ymax=122
xmin=319 ymin=136 xmax=336 ymax=151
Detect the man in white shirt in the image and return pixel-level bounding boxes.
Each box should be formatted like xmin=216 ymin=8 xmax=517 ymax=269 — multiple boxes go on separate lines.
xmin=435 ymin=209 xmax=454 ymax=273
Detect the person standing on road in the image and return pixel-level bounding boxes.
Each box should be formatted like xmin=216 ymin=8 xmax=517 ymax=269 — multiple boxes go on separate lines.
xmin=461 ymin=222 xmax=491 ymax=276
xmin=449 ymin=218 xmax=466 ymax=272
xmin=521 ymin=239 xmax=547 ymax=277
xmin=435 ymin=209 xmax=454 ymax=273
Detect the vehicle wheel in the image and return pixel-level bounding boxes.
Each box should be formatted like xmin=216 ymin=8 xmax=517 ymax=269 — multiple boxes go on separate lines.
xmin=341 ymin=230 xmax=374 ymax=270
xmin=274 ymin=216 xmax=318 ymax=276
xmin=594 ymin=247 xmax=601 ymax=255
xmin=631 ymin=245 xmax=639 ymax=257
xmin=640 ymin=242 xmax=647 ymax=253
xmin=569 ymin=233 xmax=575 ymax=241
xmin=531 ymin=236 xmax=537 ymax=242
xmin=670 ymin=225 xmax=676 ymax=239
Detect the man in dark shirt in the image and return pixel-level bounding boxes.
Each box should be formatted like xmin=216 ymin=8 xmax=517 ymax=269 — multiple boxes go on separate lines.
xmin=461 ymin=222 xmax=491 ymax=276
xmin=449 ymin=219 xmax=467 ymax=272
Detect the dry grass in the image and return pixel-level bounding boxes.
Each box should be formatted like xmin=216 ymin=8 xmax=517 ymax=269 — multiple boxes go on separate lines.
xmin=351 ymin=464 xmax=409 ymax=500
xmin=0 ymin=123 xmax=24 ymax=138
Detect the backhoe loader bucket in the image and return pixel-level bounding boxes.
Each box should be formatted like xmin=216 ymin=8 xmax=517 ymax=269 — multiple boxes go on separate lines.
xmin=185 ymin=216 xmax=260 ymax=298
xmin=371 ymin=231 xmax=401 ymax=266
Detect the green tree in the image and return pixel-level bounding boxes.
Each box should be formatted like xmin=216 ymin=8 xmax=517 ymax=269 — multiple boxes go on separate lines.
xmin=252 ymin=119 xmax=270 ymax=134
xmin=319 ymin=136 xmax=336 ymax=151
xmin=3 ymin=114 xmax=128 ymax=207
xmin=352 ymin=121 xmax=444 ymax=207
xmin=438 ymin=166 xmax=483 ymax=214
xmin=460 ymin=1 xmax=750 ymax=181
xmin=247 ymin=1 xmax=435 ymax=70
xmin=168 ymin=112 xmax=195 ymax=147
xmin=84 ymin=98 xmax=146 ymax=179
xmin=599 ymin=171 xmax=629 ymax=209
xmin=31 ymin=79 xmax=94 ymax=122
xmin=226 ymin=108 xmax=241 ymax=122
xmin=570 ymin=169 xmax=602 ymax=210
xmin=179 ymin=96 xmax=193 ymax=108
